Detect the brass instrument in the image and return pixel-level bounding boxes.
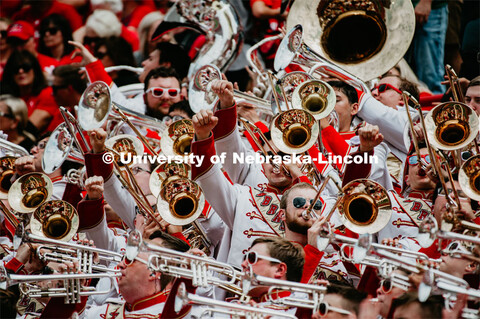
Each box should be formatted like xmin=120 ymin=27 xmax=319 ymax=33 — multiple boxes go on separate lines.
xmin=0 ymin=266 xmax=121 ymax=304
xmin=153 ymin=0 xmax=243 ymax=78
xmin=324 ymin=179 xmax=393 ymax=234
xmin=272 ymin=71 xmax=314 ymax=114
xmin=160 ymin=119 xmax=194 ymax=157
xmin=291 ymin=79 xmax=336 ymax=120
xmin=283 ymin=0 xmax=415 ymax=81
xmin=29 ymin=200 xmax=79 ymax=242
xmin=149 ymin=162 xmax=191 ymax=198
xmin=0 ymin=138 xmax=30 ymax=157
xmin=8 ymin=173 xmax=52 ymax=213
xmin=174 ymin=282 xmax=297 ymax=319
xmin=0 ymin=156 xmax=16 ymax=199
xmin=26 ymin=232 xmax=122 ymax=273
xmin=127 ymin=230 xmax=241 ymax=295
xmin=417 ymin=215 xmax=480 ymax=248
xmin=189 ymin=64 xmax=274 ymax=114
xmin=105 ymin=134 xmax=144 ymax=165
xmin=459 ymin=154 xmax=480 ymax=201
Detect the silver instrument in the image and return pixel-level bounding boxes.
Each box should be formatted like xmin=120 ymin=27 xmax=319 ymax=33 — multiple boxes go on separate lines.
xmin=0 ymin=138 xmax=30 ymax=157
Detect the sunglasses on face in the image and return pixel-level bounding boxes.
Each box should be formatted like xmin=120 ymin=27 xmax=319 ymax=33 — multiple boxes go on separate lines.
xmin=162 ymin=115 xmax=185 ymax=124
xmin=42 ymin=27 xmax=59 ymax=36
xmin=380 ymin=278 xmax=393 ymax=294
xmin=318 ymin=301 xmax=353 ymax=316
xmin=243 ymin=251 xmax=282 ymax=265
xmin=407 ymin=154 xmax=431 ymax=166
xmin=146 ymin=87 xmax=180 ymax=98
xmin=15 ymin=63 xmax=33 ymax=74
xmin=51 ymin=84 xmax=68 ymax=94
xmin=443 ymin=241 xmax=470 ymax=257
xmin=436 ymin=188 xmax=470 ymax=200
xmin=0 ymin=111 xmax=14 ymax=119
xmin=83 ymin=36 xmax=100 ymax=46
xmin=292 ymin=197 xmax=323 ymax=211
xmin=121 ymin=254 xmax=149 ymax=267
xmin=373 ymin=83 xmax=402 ymax=95
xmin=95 ymin=51 xmax=108 ymax=60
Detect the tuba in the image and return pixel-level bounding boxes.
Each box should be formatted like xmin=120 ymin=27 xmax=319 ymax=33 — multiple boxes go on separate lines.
xmin=283 ymin=0 xmax=415 ymax=81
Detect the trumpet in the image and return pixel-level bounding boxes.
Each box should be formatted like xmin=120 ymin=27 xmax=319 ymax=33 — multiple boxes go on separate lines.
xmin=174 ymin=282 xmax=297 ymax=319
xmin=0 ymin=266 xmax=121 ymax=304
xmin=26 ymin=232 xmax=123 ymax=273
xmin=189 ymin=64 xmax=274 ymax=114
xmin=243 ymin=272 xmax=326 ymax=312
xmin=127 ymin=230 xmax=242 ymax=295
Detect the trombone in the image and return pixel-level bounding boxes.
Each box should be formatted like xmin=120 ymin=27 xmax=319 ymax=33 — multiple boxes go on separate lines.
xmin=0 ymin=266 xmax=120 ymax=304
xmin=417 ymin=215 xmax=480 ymax=248
xmin=174 ymin=282 xmax=298 ymax=319
xmin=126 ymin=230 xmax=242 ymax=295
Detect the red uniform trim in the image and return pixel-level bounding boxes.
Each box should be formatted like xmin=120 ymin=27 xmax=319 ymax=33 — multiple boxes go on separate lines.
xmin=85 ymin=60 xmax=113 ymax=86
xmin=191 ymin=134 xmax=216 ymax=180
xmin=84 ymin=152 xmax=114 ymax=181
xmin=212 ymin=103 xmax=237 ymax=141
xmin=77 ymin=196 xmax=105 ymax=231
xmin=5 ymin=257 xmax=25 ymax=274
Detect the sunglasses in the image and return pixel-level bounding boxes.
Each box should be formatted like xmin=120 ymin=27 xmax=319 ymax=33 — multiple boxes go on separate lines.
xmin=373 ymin=83 xmax=403 ymax=95
xmin=121 ymin=254 xmax=149 ymax=267
xmin=51 ymin=84 xmax=68 ymax=94
xmin=0 ymin=30 xmax=7 ymax=38
xmin=318 ymin=301 xmax=353 ymax=316
xmin=15 ymin=63 xmax=33 ymax=74
xmin=95 ymin=51 xmax=108 ymax=60
xmin=243 ymin=251 xmax=282 ymax=265
xmin=146 ymin=87 xmax=180 ymax=98
xmin=443 ymin=241 xmax=470 ymax=258
xmin=42 ymin=27 xmax=59 ymax=36
xmin=0 ymin=111 xmax=14 ymax=119
xmin=407 ymin=154 xmax=431 ymax=166
xmin=436 ymin=188 xmax=469 ymax=200
xmin=380 ymin=278 xmax=393 ymax=294
xmin=162 ymin=115 xmax=185 ymax=124
xmin=293 ymin=197 xmax=323 ymax=211
xmin=83 ymin=36 xmax=100 ymax=46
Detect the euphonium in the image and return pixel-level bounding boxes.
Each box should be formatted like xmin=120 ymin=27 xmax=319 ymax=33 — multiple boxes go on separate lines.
xmin=29 ymin=200 xmax=79 ymax=242
xmin=8 ymin=173 xmax=53 ymax=213
xmin=282 ymin=0 xmax=415 ymax=81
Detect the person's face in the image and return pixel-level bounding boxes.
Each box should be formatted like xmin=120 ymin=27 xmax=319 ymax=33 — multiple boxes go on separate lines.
xmin=145 ymin=77 xmax=181 ymax=118
xmin=240 ymin=243 xmax=280 ymax=279
xmin=131 ymin=163 xmax=152 ymax=197
xmin=392 ymin=302 xmax=423 ymax=319
xmin=31 ymin=138 xmax=48 ymax=172
xmin=318 ymin=294 xmax=355 ymax=319
xmin=14 ymin=62 xmax=35 ymax=87
xmin=140 ymin=49 xmax=160 ymax=83
xmin=405 ymin=148 xmax=435 ymax=191
xmin=376 ymin=271 xmax=407 ymax=318
xmin=163 ymin=109 xmax=189 ymax=126
xmin=261 ymin=142 xmax=293 ymax=188
xmin=465 ymin=85 xmax=480 ymax=116
xmin=0 ymin=102 xmax=16 ymax=133
xmin=96 ymin=44 xmax=114 ymax=68
xmin=372 ymin=76 xmax=403 ymax=109
xmin=333 ymin=88 xmax=358 ymax=132
xmin=0 ymin=21 xmax=9 ymax=52
xmin=52 ymin=75 xmax=72 ymax=107
xmin=432 ymin=180 xmax=473 ymax=229
xmin=117 ymin=251 xmax=154 ymax=302
xmin=283 ymin=187 xmax=320 ymax=235
xmin=42 ymin=23 xmax=63 ymax=49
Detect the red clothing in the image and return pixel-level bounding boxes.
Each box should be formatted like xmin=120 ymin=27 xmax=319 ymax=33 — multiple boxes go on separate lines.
xmin=57 ymin=53 xmax=82 ymax=66
xmin=37 ymin=53 xmax=59 ymax=74
xmin=121 ymin=25 xmax=140 ymax=52
xmin=12 ymin=0 xmax=83 ymax=32
xmin=123 ymin=5 xmax=155 ymax=29
xmin=23 ymin=86 xmax=58 ymax=118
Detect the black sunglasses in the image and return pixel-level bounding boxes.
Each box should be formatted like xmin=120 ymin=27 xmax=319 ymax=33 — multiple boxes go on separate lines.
xmin=51 ymin=84 xmax=68 ymax=93
xmin=15 ymin=63 xmax=33 ymax=74
xmin=83 ymin=36 xmax=100 ymax=46
xmin=95 ymin=51 xmax=108 ymax=60
xmin=292 ymin=197 xmax=323 ymax=211
xmin=42 ymin=27 xmax=59 ymax=36
xmin=0 ymin=111 xmax=14 ymax=119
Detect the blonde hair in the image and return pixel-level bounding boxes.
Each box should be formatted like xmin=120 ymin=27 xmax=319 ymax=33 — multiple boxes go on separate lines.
xmin=0 ymin=95 xmax=28 ymax=132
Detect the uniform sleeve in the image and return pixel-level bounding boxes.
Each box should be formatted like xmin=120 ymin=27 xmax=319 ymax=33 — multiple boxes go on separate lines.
xmin=301 ymin=245 xmax=324 ymax=283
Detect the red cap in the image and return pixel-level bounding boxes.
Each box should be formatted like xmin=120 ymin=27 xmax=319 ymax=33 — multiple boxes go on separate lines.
xmin=7 ymin=21 xmax=35 ymax=41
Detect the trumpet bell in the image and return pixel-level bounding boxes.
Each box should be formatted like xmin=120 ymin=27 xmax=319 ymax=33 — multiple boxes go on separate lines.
xmin=160 ymin=119 xmax=194 ymax=157
xmin=270 ymin=109 xmax=319 ymax=154
xmin=0 ymin=156 xmax=16 ymax=199
xmin=8 ymin=173 xmax=53 ymax=213
xmin=30 ymin=200 xmax=78 ymax=241
xmin=339 ymin=179 xmax=392 ymax=234
xmin=149 ymin=163 xmax=191 ymax=197
xmin=283 ymin=0 xmax=415 ymax=81
xmin=105 ymin=134 xmax=144 ymax=165
xmin=77 ymin=81 xmax=111 ymax=130
xmin=157 ymin=176 xmax=205 ymax=226
xmin=459 ymin=155 xmax=480 ymax=201
xmin=425 ymin=102 xmax=479 ymax=151
xmin=291 ymin=80 xmax=335 ymax=120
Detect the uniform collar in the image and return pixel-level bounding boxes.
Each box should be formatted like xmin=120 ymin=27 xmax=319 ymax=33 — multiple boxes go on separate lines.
xmin=126 ymin=289 xmax=169 ymax=311
xmin=407 ymin=189 xmax=433 ymax=200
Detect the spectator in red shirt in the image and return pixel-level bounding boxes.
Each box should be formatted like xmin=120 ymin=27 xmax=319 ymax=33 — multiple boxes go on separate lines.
xmin=37 ymin=14 xmax=81 ymax=66
xmin=6 ymin=20 xmax=59 ymax=75
xmin=1 ymin=50 xmax=58 ymax=135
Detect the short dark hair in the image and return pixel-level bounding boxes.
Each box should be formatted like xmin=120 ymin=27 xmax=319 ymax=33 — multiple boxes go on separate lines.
xmin=391 ymin=292 xmax=443 ymax=318
xmin=251 ymin=237 xmax=304 ymax=282
xmin=1 ymin=50 xmax=46 ymax=97
xmin=95 ymin=36 xmax=135 ymax=67
xmin=381 ymin=74 xmax=420 ymax=100
xmin=326 ymin=281 xmax=367 ymax=316
xmin=467 ymin=76 xmax=480 ymax=88
xmin=144 ymin=67 xmax=181 ymax=92
xmin=280 ymin=182 xmax=316 ymax=210
xmin=169 ymin=100 xmax=194 ymax=119
xmin=155 ymin=42 xmax=191 ymax=79
xmin=328 ymin=81 xmax=358 ymax=104
xmin=52 ymin=65 xmax=87 ymax=94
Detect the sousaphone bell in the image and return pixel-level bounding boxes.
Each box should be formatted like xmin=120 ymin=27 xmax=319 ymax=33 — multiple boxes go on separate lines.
xmin=8 ymin=173 xmax=53 ymax=213
xmin=77 ymin=81 xmax=111 ymax=130
xmin=338 ymin=179 xmax=392 ymax=234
